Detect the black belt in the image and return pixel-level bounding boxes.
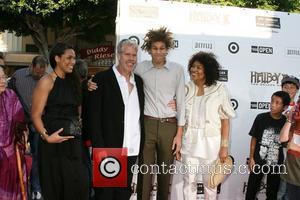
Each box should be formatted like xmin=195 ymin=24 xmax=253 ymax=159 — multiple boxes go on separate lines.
xmin=144 ymin=115 xmax=177 ymax=124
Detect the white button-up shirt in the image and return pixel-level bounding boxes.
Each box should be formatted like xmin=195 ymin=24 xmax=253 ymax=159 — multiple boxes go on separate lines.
xmin=113 ymin=66 xmax=141 ymax=156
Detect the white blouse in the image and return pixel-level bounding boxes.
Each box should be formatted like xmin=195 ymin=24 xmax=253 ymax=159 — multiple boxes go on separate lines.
xmin=181 ymin=81 xmax=235 ymax=159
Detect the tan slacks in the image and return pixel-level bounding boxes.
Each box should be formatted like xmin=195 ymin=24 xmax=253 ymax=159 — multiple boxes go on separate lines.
xmin=138 ymin=117 xmax=177 ymax=200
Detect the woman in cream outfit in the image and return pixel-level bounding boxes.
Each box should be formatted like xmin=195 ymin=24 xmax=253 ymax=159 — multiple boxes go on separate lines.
xmin=181 ymin=52 xmax=235 ymax=200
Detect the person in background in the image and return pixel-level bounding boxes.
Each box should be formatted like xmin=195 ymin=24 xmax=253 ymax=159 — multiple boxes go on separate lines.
xmin=87 ymin=39 xmax=144 ymax=200
xmin=277 ymin=75 xmax=300 ymax=200
xmin=73 ymin=59 xmax=89 ymax=141
xmin=74 ymin=59 xmax=88 ymax=82
xmin=31 ymin=43 xmax=89 ymax=200
xmin=8 ymin=55 xmax=48 ymax=200
xmin=181 ymin=52 xmax=235 ymax=200
xmin=246 ymin=91 xmax=290 ymax=200
xmin=0 ymin=56 xmax=29 ymax=200
xmin=279 ymin=96 xmax=300 ymax=200
xmin=73 ymin=59 xmax=93 ymax=199
xmin=281 ymin=76 xmax=299 ymax=103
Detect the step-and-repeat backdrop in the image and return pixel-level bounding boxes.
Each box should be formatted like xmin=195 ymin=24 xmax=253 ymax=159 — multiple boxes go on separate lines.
xmin=116 ymin=0 xmax=300 ymax=199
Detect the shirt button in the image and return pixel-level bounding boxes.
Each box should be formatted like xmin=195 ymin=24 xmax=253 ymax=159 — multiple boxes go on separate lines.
xmin=205 ymin=120 xmax=210 ymax=123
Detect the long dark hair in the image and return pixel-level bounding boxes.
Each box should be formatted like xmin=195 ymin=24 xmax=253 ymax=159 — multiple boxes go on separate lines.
xmin=49 ymin=43 xmax=81 ymax=103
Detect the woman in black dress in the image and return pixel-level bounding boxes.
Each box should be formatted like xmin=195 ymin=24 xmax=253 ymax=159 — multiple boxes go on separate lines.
xmin=31 ymin=43 xmax=89 ymax=200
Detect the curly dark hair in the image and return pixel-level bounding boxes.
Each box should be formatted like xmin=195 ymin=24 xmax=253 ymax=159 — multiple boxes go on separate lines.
xmin=141 ymin=26 xmax=174 ymax=52
xmin=188 ymin=51 xmax=220 ymax=86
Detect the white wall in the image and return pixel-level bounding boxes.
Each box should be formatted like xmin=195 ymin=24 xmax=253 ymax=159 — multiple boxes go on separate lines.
xmin=117 ymin=1 xmax=300 ymax=199
xmin=0 ymin=31 xmax=22 ymax=52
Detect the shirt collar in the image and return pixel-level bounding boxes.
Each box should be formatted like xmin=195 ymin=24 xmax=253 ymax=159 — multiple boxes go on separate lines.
xmin=25 ymin=67 xmax=33 ymax=77
xmin=150 ymin=60 xmax=171 ymax=70
xmin=113 ymin=65 xmax=135 ymax=84
xmin=190 ymin=81 xmax=221 ymax=96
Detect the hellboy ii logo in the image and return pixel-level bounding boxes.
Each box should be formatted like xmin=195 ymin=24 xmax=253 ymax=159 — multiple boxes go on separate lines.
xmin=251 ymin=71 xmax=287 ymax=86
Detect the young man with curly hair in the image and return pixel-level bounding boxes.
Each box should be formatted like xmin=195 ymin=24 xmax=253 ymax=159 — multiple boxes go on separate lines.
xmin=135 ymin=27 xmax=185 ymax=200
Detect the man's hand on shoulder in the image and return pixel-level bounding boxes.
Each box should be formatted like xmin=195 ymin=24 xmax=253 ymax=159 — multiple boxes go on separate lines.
xmin=87 ymin=75 xmax=98 ymax=91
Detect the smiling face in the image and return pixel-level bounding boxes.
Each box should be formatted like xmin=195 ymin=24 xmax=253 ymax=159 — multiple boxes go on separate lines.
xmin=189 ymin=61 xmax=206 ymax=84
xmin=55 ymin=49 xmax=76 ymax=74
xmin=149 ymin=41 xmax=168 ymax=65
xmin=282 ymin=83 xmax=298 ymax=101
xmin=117 ymin=44 xmax=137 ymax=74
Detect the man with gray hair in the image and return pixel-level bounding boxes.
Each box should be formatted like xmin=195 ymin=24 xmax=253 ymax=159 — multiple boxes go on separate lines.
xmin=87 ymin=39 xmax=144 ymax=200
xmin=8 ymin=55 xmax=48 ymax=200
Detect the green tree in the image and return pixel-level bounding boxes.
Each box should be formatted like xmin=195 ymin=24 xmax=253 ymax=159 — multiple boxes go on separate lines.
xmin=188 ymin=0 xmax=300 ymax=12
xmin=0 ymin=0 xmax=117 ymax=58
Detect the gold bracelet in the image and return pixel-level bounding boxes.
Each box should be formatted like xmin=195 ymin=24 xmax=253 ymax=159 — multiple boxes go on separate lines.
xmin=221 ymin=139 xmax=229 ymax=147
xmin=286 ymin=119 xmax=292 ymax=123
xmin=40 ymin=130 xmax=49 ymax=141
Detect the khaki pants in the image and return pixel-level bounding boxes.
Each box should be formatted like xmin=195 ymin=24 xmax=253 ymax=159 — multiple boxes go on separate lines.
xmin=138 ymin=117 xmax=177 ymax=200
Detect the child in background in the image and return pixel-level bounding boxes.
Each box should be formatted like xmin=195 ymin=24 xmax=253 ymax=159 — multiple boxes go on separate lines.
xmin=277 ymin=75 xmax=300 ymax=200
xmin=246 ymin=91 xmax=290 ymax=200
xmin=279 ymin=96 xmax=300 ymax=200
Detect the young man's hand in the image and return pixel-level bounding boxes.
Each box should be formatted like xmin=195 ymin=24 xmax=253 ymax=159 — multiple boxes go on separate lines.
xmin=172 ymin=131 xmax=182 ymax=161
xmin=248 ymin=157 xmax=255 ymax=172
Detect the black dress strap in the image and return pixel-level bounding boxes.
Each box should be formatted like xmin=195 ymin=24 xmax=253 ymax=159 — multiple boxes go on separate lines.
xmin=53 ymin=69 xmax=60 ymax=78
